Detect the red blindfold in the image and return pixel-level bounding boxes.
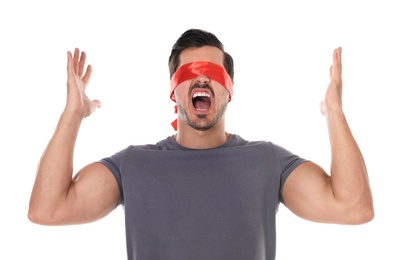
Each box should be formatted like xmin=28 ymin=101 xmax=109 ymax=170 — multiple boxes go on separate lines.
xmin=170 ymin=61 xmax=233 ymax=101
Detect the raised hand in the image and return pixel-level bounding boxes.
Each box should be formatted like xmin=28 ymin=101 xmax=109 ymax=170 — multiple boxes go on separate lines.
xmin=65 ymin=48 xmax=101 ymax=119
xmin=320 ymin=47 xmax=343 ymax=116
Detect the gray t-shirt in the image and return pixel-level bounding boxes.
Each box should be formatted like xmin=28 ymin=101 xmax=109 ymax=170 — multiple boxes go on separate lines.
xmin=99 ymin=134 xmax=307 ymax=260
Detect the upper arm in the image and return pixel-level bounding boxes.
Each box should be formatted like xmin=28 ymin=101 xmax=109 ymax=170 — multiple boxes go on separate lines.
xmin=282 ymin=161 xmax=346 ymax=224
xmin=52 ymin=162 xmax=120 ymax=225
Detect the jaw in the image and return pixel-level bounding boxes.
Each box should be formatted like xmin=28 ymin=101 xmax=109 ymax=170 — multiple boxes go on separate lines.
xmin=178 ymin=98 xmax=227 ymax=132
xmin=174 ymin=118 xmax=228 ymax=149
xmin=178 ymin=113 xmax=226 ymax=137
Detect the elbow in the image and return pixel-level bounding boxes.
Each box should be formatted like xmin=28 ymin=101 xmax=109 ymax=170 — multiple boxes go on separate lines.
xmin=28 ymin=209 xmax=60 ymax=226
xmin=340 ymin=189 xmax=375 ymax=225
xmin=356 ymin=196 xmax=375 ymax=224
xmin=28 ymin=201 xmax=57 ymax=226
xmin=28 ymin=206 xmax=49 ymax=225
xmin=28 ymin=210 xmax=41 ymax=225
xmin=358 ymin=206 xmax=375 ymax=224
xmin=348 ymin=203 xmax=375 ymax=225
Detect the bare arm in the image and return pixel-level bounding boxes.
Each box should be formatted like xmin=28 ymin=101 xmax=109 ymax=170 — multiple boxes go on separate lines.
xmin=28 ymin=49 xmax=119 ymax=225
xmin=283 ymin=48 xmax=374 ymax=224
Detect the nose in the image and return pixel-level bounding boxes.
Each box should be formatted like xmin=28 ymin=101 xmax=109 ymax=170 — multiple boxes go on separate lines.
xmin=194 ymin=74 xmax=210 ymax=85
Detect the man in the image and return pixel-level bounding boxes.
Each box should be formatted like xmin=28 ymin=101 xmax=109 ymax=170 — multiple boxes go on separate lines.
xmin=28 ymin=29 xmax=374 ymax=260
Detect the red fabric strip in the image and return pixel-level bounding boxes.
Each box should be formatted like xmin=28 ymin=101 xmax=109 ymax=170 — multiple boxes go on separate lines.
xmin=170 ymin=61 xmax=233 ymax=101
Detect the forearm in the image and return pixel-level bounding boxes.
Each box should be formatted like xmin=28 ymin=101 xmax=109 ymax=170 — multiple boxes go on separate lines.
xmin=29 ymin=111 xmax=82 ymax=219
xmin=326 ymin=109 xmax=373 ymax=217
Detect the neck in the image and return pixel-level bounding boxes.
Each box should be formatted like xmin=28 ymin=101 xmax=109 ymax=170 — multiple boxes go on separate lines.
xmin=174 ymin=121 xmax=230 ymax=149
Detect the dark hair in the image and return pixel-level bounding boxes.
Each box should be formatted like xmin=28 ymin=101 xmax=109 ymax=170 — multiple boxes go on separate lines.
xmin=168 ymin=29 xmax=234 ymax=80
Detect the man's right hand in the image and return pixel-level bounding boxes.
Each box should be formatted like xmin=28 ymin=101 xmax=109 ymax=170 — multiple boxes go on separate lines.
xmin=66 ymin=48 xmax=101 ymax=119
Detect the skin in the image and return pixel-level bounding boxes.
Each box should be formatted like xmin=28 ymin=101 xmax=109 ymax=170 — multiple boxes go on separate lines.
xmin=28 ymin=46 xmax=374 ymax=226
xmin=172 ymin=47 xmax=231 ymax=149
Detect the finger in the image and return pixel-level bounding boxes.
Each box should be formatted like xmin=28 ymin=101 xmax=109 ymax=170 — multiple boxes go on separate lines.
xmin=333 ymin=47 xmax=342 ymax=80
xmin=67 ymin=51 xmax=74 ymax=79
xmin=73 ymin=48 xmax=79 ymax=74
xmin=336 ymin=47 xmax=342 ymax=75
xmin=78 ymin=51 xmax=86 ymax=77
xmin=82 ymin=64 xmax=92 ymax=85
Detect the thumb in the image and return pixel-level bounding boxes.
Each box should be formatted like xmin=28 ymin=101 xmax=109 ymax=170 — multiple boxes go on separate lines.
xmin=92 ymin=99 xmax=101 ymax=109
xmin=319 ymin=100 xmax=326 ymax=115
xmin=87 ymin=99 xmax=101 ymax=116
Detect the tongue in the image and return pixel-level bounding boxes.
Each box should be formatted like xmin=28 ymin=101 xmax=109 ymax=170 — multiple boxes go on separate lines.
xmin=194 ymin=97 xmax=211 ymax=110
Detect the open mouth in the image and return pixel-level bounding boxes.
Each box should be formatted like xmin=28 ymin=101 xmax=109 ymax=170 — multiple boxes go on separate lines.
xmin=192 ymin=92 xmax=211 ymax=111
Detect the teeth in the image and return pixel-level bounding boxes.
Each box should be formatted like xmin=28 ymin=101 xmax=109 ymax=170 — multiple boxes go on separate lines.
xmin=192 ymin=92 xmax=210 ymax=98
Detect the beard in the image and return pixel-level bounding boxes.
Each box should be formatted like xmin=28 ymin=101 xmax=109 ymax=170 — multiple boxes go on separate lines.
xmin=178 ymin=102 xmax=228 ymax=131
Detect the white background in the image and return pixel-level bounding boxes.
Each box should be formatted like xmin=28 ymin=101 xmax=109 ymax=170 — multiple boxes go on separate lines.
xmin=1 ymin=0 xmax=399 ymax=259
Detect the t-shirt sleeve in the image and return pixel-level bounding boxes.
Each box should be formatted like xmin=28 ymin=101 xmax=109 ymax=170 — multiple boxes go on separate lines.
xmin=98 ymin=148 xmax=127 ymax=206
xmin=272 ymin=143 xmax=308 ymax=204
